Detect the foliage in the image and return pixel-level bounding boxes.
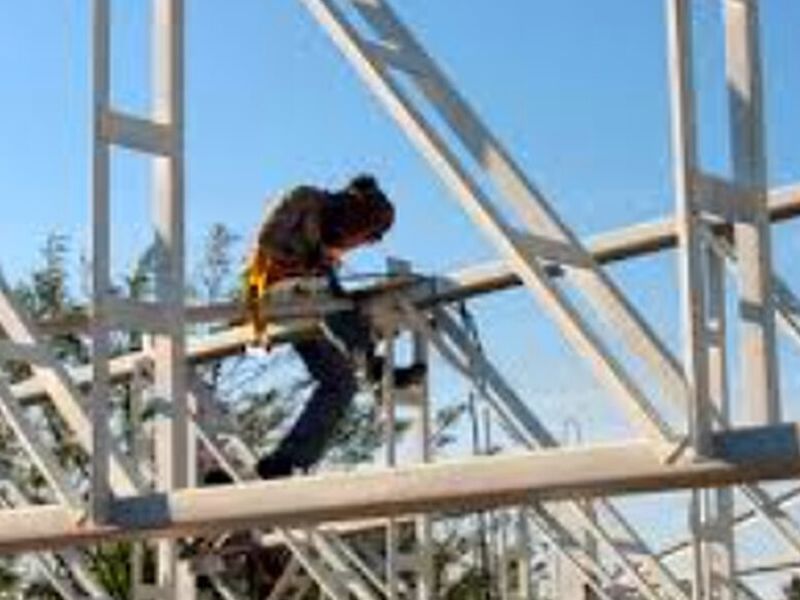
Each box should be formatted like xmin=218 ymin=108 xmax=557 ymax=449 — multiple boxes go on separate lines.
xmin=86 ymin=543 xmax=133 ymax=599
xmin=0 ymin=224 xmax=493 ymax=599
xmin=195 ymin=223 xmax=240 ymax=302
xmin=327 ymin=399 xmax=392 ymax=465
xmin=4 ymin=232 xmax=131 ymax=599
xmin=444 ymin=566 xmax=495 ymax=600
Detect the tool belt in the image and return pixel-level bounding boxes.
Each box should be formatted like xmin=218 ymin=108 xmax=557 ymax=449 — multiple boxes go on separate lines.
xmin=243 ymin=249 xmax=330 ymax=347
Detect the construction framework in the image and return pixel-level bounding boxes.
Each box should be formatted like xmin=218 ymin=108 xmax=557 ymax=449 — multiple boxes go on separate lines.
xmin=1 ymin=0 xmax=799 ymax=598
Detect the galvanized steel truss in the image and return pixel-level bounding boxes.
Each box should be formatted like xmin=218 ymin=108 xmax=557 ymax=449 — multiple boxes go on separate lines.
xmin=0 ymin=1 xmax=798 ymax=598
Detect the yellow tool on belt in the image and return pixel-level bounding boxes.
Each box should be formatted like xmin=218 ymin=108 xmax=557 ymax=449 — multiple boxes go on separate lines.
xmin=243 ymin=247 xmax=334 ymax=348
xmin=243 ymin=249 xmax=278 ymax=347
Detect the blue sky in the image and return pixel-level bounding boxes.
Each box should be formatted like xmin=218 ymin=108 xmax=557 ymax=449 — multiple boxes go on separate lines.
xmin=3 ymin=1 xmax=796 ymax=281
xmin=2 ymin=1 xmax=800 ymax=595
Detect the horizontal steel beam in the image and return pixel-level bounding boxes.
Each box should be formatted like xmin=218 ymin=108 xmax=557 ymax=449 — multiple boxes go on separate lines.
xmin=737 ymin=557 xmax=800 ymax=577
xmin=2 ymin=423 xmax=800 ymax=554
xmin=13 ymin=322 xmax=317 ymax=406
xmin=423 ymin=182 xmax=800 ymax=305
xmin=31 ymin=183 xmax=800 ymax=337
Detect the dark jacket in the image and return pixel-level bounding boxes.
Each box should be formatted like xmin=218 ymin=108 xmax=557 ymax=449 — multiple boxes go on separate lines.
xmin=255 ymin=185 xmax=331 ymax=274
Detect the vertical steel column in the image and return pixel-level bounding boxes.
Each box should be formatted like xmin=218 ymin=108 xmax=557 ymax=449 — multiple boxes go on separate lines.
xmin=92 ymin=2 xmax=189 ymax=593
xmin=666 ymin=0 xmax=711 ymax=457
xmin=131 ymin=355 xmax=153 ymax=600
xmin=497 ymin=510 xmax=510 ymax=600
xmin=702 ymin=242 xmax=737 ymax=599
xmin=90 ymin=0 xmax=112 ymax=524
xmin=381 ymin=311 xmax=399 ymax=600
xmin=412 ymin=327 xmax=435 ymax=600
xmin=152 ymin=1 xmax=192 ymax=597
xmin=666 ymin=1 xmax=736 ymax=598
xmin=555 ymin=420 xmax=596 ymax=600
xmin=724 ymin=0 xmax=779 ymax=425
xmin=666 ymin=2 xmax=711 ymax=598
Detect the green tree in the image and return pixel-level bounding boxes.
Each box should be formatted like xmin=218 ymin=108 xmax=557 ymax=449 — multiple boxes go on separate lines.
xmin=2 ymin=226 xmax=488 ymax=598
xmin=195 ymin=222 xmax=240 ymax=303
xmin=4 ymin=233 xmax=131 ymax=599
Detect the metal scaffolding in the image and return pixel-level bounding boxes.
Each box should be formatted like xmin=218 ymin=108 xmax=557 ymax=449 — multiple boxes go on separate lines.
xmin=0 ymin=0 xmax=799 ymax=598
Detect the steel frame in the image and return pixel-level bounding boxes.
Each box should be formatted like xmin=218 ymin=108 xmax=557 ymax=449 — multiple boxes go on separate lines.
xmin=0 ymin=1 xmax=798 ymax=598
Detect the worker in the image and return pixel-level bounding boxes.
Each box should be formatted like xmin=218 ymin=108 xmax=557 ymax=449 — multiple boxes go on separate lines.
xmin=205 ymin=174 xmax=424 ymax=484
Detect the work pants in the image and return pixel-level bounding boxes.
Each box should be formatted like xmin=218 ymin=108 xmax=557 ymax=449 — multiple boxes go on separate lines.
xmin=257 ymin=309 xmax=372 ymax=477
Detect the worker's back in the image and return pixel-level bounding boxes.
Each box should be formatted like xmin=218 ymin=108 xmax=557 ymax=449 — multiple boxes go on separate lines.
xmin=256 ymin=185 xmax=329 ymax=271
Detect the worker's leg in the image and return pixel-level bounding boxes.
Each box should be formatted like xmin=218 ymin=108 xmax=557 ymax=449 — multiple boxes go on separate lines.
xmin=256 ymin=335 xmax=357 ymax=478
xmin=255 ymin=306 xmax=427 ymax=480
xmin=323 ymin=306 xmax=374 ymax=357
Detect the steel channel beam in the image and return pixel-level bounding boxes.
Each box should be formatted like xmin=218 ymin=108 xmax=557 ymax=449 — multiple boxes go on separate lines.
xmin=724 ymin=0 xmax=780 ymax=426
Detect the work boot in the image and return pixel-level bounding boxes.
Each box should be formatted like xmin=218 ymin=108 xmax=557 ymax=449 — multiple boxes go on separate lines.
xmin=203 ymin=468 xmax=234 ymax=486
xmin=394 ymin=362 xmax=428 ymax=388
xmin=255 ymin=453 xmax=294 ymax=480
xmin=367 ymin=356 xmax=427 ymax=388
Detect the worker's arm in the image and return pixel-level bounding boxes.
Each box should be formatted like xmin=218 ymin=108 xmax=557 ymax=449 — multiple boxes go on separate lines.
xmin=324 ymin=265 xmax=347 ymax=298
